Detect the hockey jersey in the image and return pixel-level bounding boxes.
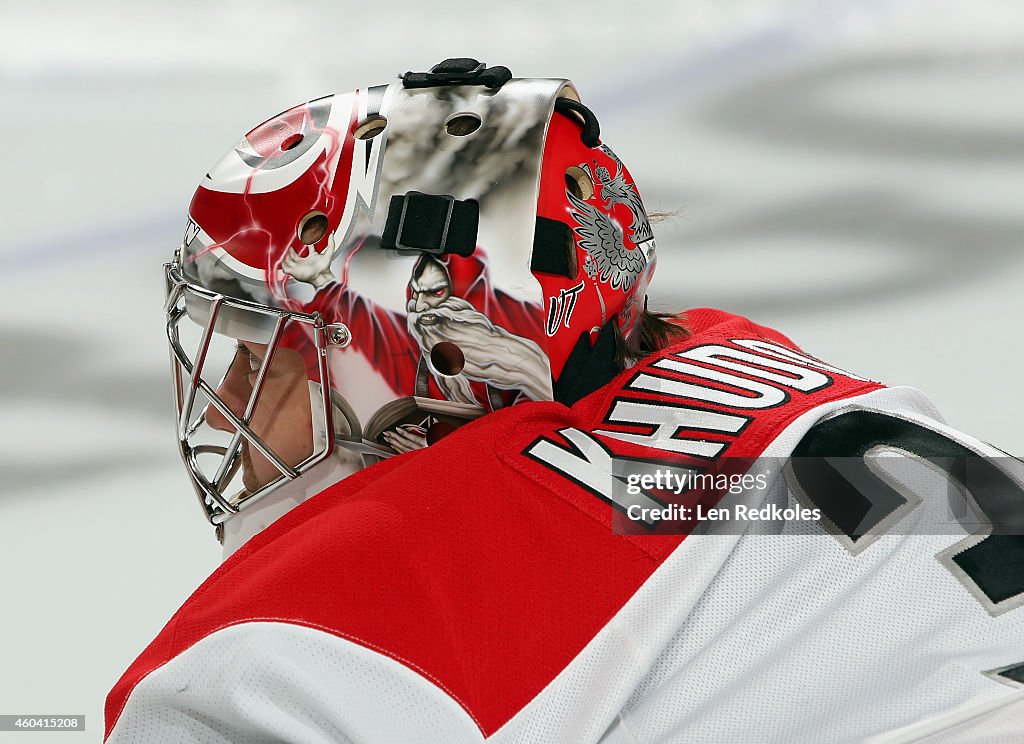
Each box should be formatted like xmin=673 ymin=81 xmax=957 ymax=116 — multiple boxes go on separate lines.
xmin=105 ymin=309 xmax=1024 ymax=743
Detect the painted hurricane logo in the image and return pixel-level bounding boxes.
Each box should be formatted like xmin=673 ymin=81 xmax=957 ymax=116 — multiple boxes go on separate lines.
xmin=567 ymin=146 xmax=653 ymax=292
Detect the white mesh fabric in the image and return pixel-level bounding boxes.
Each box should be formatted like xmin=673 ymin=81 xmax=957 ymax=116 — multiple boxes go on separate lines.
xmin=607 ymin=388 xmax=1024 ymax=743
xmin=107 ymin=622 xmax=484 ymax=744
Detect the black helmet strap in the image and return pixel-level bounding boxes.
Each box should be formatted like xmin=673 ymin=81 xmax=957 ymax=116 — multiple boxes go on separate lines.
xmin=402 ymin=58 xmax=513 ymax=91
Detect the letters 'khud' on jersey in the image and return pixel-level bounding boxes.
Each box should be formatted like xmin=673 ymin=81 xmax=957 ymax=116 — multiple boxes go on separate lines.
xmin=518 ymin=307 xmax=882 ymax=553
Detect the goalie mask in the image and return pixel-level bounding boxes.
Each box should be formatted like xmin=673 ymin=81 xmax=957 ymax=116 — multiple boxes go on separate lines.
xmin=165 ymin=58 xmax=658 ymax=545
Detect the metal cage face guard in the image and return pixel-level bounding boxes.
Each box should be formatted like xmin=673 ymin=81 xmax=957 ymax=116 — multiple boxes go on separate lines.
xmin=164 ymin=259 xmax=349 ymax=525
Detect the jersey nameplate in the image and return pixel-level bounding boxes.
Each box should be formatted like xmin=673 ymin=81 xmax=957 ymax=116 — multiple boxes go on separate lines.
xmin=522 ymin=336 xmax=879 ymax=529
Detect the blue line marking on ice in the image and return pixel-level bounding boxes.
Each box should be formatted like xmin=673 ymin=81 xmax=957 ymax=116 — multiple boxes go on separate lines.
xmin=5 ymin=212 xmax=185 ymax=275
xmin=0 ymin=0 xmax=899 ymax=279
xmin=590 ymin=0 xmax=900 ymax=113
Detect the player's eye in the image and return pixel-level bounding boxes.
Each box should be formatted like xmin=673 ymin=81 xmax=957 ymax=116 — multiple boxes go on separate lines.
xmin=236 ymin=344 xmax=263 ymax=374
xmin=432 ymin=288 xmax=446 ymax=297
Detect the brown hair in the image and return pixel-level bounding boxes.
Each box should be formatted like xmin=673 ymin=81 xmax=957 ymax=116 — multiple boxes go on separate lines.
xmin=615 ymin=307 xmax=690 ymax=369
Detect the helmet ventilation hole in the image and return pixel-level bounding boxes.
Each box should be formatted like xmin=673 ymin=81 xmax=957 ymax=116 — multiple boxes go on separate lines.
xmin=354 ymin=115 xmax=387 ymax=140
xmin=430 ymin=341 xmax=465 ymax=375
xmin=281 ymin=133 xmax=304 ymax=151
xmin=445 ymin=113 xmax=481 ymax=136
xmin=565 ymin=167 xmax=594 ymax=200
xmin=297 ymin=211 xmax=329 ymax=245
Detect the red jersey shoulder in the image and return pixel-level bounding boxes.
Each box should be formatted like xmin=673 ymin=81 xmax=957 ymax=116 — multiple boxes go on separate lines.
xmin=675 ymin=307 xmax=798 ymax=347
xmin=106 ymin=403 xmax=663 ymax=739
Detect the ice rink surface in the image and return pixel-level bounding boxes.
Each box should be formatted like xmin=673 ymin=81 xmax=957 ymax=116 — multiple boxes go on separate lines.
xmin=1 ymin=0 xmax=1022 ymax=738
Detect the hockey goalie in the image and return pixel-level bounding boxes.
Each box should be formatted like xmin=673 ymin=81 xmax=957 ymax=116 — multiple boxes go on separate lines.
xmin=105 ymin=59 xmax=1024 ymax=743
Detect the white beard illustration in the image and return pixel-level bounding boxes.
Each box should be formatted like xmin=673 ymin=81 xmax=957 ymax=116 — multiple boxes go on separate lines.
xmin=407 ymin=296 xmax=551 ymax=404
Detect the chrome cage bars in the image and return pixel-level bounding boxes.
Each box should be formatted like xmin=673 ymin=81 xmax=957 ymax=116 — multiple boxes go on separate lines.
xmin=164 ymin=259 xmax=350 ymax=525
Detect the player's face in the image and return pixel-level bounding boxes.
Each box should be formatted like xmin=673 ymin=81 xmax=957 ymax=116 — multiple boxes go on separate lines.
xmin=206 ymin=341 xmax=313 ymax=493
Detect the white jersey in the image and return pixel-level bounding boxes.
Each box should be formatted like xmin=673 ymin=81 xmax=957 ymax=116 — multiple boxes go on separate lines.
xmin=106 ymin=309 xmax=1024 ymax=743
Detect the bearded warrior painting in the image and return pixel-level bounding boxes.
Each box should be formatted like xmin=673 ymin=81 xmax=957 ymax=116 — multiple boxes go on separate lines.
xmin=282 ymin=235 xmax=550 ymax=411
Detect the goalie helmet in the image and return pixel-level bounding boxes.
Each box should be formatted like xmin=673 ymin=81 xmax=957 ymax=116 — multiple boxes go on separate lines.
xmin=165 ymin=58 xmax=657 ymax=545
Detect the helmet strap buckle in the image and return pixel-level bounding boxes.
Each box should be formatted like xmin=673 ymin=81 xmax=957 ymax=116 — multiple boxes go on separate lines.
xmin=382 ymin=191 xmax=478 ymax=257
